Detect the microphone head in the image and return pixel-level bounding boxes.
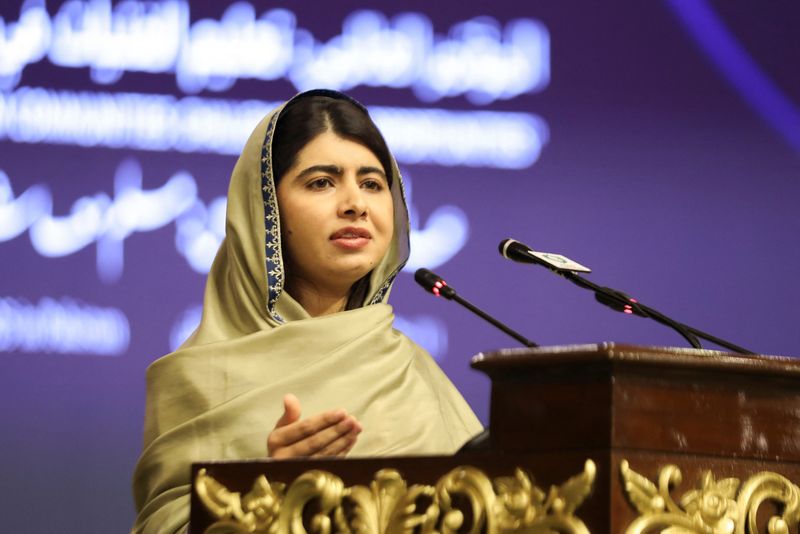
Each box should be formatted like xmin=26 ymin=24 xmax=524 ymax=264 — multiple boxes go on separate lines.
xmin=414 ymin=268 xmax=456 ymax=299
xmin=498 ymin=238 xmax=537 ymax=263
xmin=499 ymin=238 xmax=592 ymax=273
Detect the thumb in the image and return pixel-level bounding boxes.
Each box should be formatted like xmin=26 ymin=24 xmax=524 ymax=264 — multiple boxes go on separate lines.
xmin=274 ymin=393 xmax=302 ymax=428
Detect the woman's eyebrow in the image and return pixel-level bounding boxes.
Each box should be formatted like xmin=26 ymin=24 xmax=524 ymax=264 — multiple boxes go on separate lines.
xmin=294 ymin=164 xmax=387 ymax=182
xmin=357 ymin=166 xmax=388 ymax=181
xmin=295 ymin=164 xmax=342 ymax=180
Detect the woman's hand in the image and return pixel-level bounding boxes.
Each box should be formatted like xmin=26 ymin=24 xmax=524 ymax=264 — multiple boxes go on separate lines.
xmin=267 ymin=393 xmax=362 ymax=459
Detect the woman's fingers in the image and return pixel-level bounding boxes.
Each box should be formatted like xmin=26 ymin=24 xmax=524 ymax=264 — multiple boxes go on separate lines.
xmin=305 ymin=417 xmax=362 ymax=457
xmin=311 ymin=426 xmax=361 ymax=457
xmin=274 ymin=408 xmax=348 ymax=444
xmin=268 ymin=407 xmax=362 ymax=458
xmin=279 ymin=415 xmax=359 ymax=457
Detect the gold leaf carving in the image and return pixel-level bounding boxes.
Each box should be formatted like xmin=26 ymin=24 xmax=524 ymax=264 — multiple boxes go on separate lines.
xmin=493 ymin=460 xmax=595 ymax=534
xmin=736 ymin=471 xmax=800 ymax=534
xmin=557 ymin=459 xmax=597 ymax=516
xmin=195 ymin=461 xmax=596 ymax=533
xmin=279 ymin=470 xmax=344 ymax=534
xmin=620 ymin=460 xmax=800 ymax=534
xmin=345 ymin=468 xmax=436 ymax=533
xmin=195 ymin=468 xmax=285 ymax=533
xmin=435 ymin=466 xmax=496 ymax=533
xmin=620 ymin=460 xmax=665 ymax=515
xmin=493 ymin=468 xmax=544 ymax=529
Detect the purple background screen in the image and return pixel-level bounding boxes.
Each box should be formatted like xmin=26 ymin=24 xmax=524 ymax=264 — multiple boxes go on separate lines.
xmin=1 ymin=1 xmax=799 ymax=531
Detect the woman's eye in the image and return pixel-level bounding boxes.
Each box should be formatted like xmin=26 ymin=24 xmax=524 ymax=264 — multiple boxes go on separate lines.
xmin=362 ymin=179 xmax=384 ymax=191
xmin=308 ymin=178 xmax=332 ymax=189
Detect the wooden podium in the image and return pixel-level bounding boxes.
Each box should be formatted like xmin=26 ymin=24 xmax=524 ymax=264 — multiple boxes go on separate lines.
xmin=189 ymin=344 xmax=800 ymax=533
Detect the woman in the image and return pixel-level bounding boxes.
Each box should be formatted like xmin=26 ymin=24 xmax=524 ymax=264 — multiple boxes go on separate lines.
xmin=132 ymin=90 xmax=482 ymax=533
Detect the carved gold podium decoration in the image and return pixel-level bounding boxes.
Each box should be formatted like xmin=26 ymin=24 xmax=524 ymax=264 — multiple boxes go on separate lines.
xmin=195 ymin=460 xmax=596 ymax=533
xmin=620 ymin=459 xmax=800 ymax=533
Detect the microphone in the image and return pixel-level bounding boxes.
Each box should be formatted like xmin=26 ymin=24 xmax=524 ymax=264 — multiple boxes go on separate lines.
xmin=498 ymin=238 xmax=755 ymax=355
xmin=414 ymin=268 xmax=456 ymax=299
xmin=414 ymin=268 xmax=538 ymax=348
xmin=499 ymin=238 xmax=591 ymax=273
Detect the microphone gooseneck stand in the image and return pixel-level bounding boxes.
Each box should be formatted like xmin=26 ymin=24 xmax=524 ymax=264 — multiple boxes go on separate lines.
xmin=414 ymin=267 xmax=514 ymax=452
xmin=499 ymin=239 xmax=755 ymax=355
xmin=414 ymin=268 xmax=538 ymax=348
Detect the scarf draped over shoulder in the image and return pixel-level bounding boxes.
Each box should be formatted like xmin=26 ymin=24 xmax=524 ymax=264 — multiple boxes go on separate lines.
xmin=131 ymin=90 xmax=482 ymax=534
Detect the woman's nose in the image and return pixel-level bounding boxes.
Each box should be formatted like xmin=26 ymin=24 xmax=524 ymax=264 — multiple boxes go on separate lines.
xmin=338 ymin=181 xmax=367 ymax=218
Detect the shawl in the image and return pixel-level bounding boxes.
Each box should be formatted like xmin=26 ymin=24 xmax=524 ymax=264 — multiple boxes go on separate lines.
xmin=131 ymin=90 xmax=482 ymax=534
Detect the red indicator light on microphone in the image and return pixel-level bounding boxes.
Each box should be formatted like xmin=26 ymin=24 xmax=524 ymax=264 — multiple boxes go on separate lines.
xmin=432 ymin=280 xmax=445 ymax=297
xmin=414 ymin=268 xmax=455 ymax=300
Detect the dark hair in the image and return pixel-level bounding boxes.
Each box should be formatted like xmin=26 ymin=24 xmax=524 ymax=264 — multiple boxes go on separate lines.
xmin=271 ymin=95 xmax=393 ymax=186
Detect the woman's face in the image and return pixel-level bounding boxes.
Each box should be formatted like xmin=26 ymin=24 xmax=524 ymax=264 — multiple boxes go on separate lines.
xmin=276 ymin=131 xmax=394 ymax=296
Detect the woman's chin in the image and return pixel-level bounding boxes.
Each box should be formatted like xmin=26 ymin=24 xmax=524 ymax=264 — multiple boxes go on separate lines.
xmin=330 ymin=266 xmax=374 ymax=289
xmin=324 ymin=255 xmax=378 ymax=278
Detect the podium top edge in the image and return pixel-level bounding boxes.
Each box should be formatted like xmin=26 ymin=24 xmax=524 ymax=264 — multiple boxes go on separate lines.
xmin=470 ymin=343 xmax=800 ymax=376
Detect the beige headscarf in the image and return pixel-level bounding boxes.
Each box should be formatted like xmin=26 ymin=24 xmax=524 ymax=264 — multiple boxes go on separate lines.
xmin=131 ymin=90 xmax=482 ymax=534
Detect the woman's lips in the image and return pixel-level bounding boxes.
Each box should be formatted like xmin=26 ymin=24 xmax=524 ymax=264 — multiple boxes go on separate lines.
xmin=330 ymin=227 xmax=371 ymax=249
